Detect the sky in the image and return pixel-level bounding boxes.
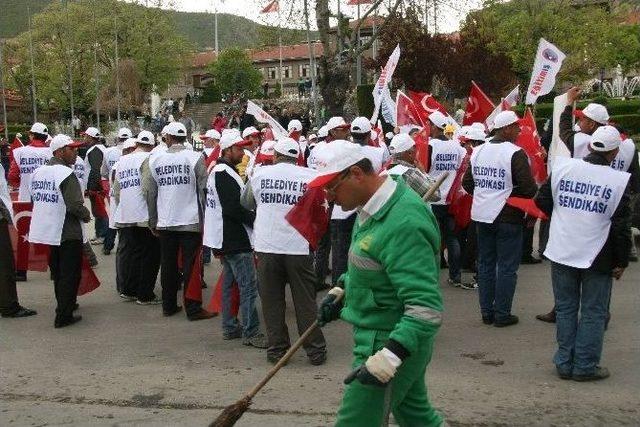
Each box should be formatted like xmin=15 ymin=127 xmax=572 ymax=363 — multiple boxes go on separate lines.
xmin=131 ymin=0 xmax=484 ymax=34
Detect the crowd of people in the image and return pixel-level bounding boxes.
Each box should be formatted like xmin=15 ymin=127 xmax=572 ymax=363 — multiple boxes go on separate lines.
xmin=1 ymin=85 xmax=638 ymax=425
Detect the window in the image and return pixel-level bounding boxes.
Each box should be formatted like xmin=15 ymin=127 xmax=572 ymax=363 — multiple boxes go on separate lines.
xmin=282 ymin=65 xmax=292 ymax=79
xmin=299 ymin=64 xmax=311 ymax=78
xmin=267 ymin=67 xmax=277 ymax=79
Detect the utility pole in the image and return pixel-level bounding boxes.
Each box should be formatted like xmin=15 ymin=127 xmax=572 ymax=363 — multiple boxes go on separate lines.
xmin=337 ymin=0 xmax=342 ymax=65
xmin=433 ymin=0 xmax=438 ymax=35
xmin=0 ymin=41 xmax=8 ymax=141
xmin=114 ymin=15 xmax=121 ymax=127
xmin=303 ymin=0 xmax=319 ymax=127
xmin=356 ymin=2 xmax=362 ymax=85
xmin=27 ymin=7 xmax=38 ymax=121
xmin=278 ymin=5 xmax=283 ymax=93
xmin=93 ymin=6 xmax=100 ymax=129
xmin=64 ymin=0 xmax=75 ymax=123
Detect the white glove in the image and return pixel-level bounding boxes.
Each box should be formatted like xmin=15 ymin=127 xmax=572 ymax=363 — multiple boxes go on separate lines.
xmin=364 ymin=348 xmax=402 ymax=383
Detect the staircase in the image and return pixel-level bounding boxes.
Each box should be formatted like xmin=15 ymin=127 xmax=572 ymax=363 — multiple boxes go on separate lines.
xmin=183 ymin=103 xmax=223 ymax=130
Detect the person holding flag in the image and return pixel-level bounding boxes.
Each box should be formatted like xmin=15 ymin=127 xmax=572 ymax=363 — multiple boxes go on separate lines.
xmin=462 ymin=111 xmax=537 ymax=327
xmin=314 ymin=140 xmax=444 ymax=426
xmin=28 ymin=135 xmax=90 ymax=328
xmin=386 ymin=133 xmax=440 ymax=202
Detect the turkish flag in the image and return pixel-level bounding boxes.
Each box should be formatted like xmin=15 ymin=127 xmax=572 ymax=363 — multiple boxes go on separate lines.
xmin=463 ymin=81 xmax=495 ymax=126
xmin=396 ymin=91 xmax=426 ymax=128
xmin=517 ymin=108 xmax=548 ymax=185
xmin=506 ymin=197 xmax=549 ymax=220
xmin=285 ymin=187 xmax=330 ymax=250
xmin=9 ymin=135 xmax=23 ymax=158
xmin=78 ymin=254 xmax=100 ymax=296
xmin=260 ymin=0 xmax=279 ymax=13
xmin=413 ymin=127 xmax=431 ymax=172
xmin=408 ymin=91 xmax=448 ymax=124
xmin=447 ymin=151 xmax=473 ymax=231
xmin=207 ymin=271 xmax=240 ymax=316
xmin=205 ymin=145 xmax=221 ymax=169
xmin=10 ymin=201 xmax=49 ymax=271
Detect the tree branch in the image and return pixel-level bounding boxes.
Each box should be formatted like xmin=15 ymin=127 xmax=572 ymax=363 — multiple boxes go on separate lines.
xmin=352 ymin=0 xmax=403 ymax=59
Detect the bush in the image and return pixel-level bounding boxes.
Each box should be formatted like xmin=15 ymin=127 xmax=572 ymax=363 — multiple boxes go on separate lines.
xmin=356 ymin=84 xmax=375 ymax=119
xmin=515 ymin=98 xmax=640 ymax=121
xmin=609 ymin=114 xmax=640 ymax=136
xmin=200 ymin=82 xmax=222 ymax=103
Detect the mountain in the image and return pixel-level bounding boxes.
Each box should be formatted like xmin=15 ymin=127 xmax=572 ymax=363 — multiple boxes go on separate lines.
xmin=0 ymin=0 xmax=312 ymax=49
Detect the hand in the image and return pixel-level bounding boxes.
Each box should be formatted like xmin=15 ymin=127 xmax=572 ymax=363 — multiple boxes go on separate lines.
xmin=344 ymin=365 xmax=387 ymax=387
xmin=612 ymin=267 xmax=625 ymax=280
xmin=344 ymin=349 xmax=400 ymax=387
xmin=149 ymin=227 xmax=160 ymax=237
xmin=566 ymin=86 xmax=582 ymax=104
xmin=317 ymin=287 xmax=344 ymax=327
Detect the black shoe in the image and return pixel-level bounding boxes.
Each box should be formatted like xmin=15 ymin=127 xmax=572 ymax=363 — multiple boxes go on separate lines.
xmin=556 ymin=368 xmax=572 ymax=380
xmin=482 ymin=315 xmax=494 ymax=325
xmin=267 ymin=352 xmax=287 ymax=365
xmin=494 ymin=315 xmax=519 ymax=327
xmin=308 ymin=352 xmax=327 ymax=366
xmin=187 ymin=309 xmax=216 ymax=321
xmin=223 ymin=329 xmax=243 ymax=340
xmin=163 ymin=306 xmax=182 ymax=317
xmin=1 ymin=306 xmax=37 ymax=318
xmin=629 ymin=255 xmax=638 ymax=262
xmin=573 ymin=366 xmax=610 ymax=382
xmin=54 ymin=315 xmax=82 ymax=328
xmin=536 ymin=311 xmax=556 ymax=323
xmin=73 ymin=303 xmax=79 ymax=311
xmin=15 ymin=274 xmax=27 ymax=282
xmin=521 ymin=256 xmax=542 ymax=265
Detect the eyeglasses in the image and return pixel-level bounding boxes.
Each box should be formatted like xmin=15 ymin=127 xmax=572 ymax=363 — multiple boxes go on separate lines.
xmin=325 ymin=169 xmax=351 ymax=196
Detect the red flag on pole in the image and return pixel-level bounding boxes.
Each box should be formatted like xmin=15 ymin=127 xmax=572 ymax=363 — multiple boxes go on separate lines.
xmin=10 ymin=202 xmax=49 ymax=271
xmin=447 ymin=152 xmax=473 ymax=231
xmin=506 ymin=197 xmax=549 ymax=220
xmin=413 ymin=128 xmax=431 ymax=172
xmin=207 ymin=271 xmax=240 ymax=316
xmin=285 ymin=187 xmax=330 ymax=250
xmin=396 ymin=91 xmax=426 ymax=128
xmin=78 ymin=254 xmax=100 ymax=296
xmin=516 ymin=108 xmax=548 ymax=185
xmin=408 ymin=90 xmax=448 ymax=124
xmin=463 ymin=81 xmax=495 ymax=126
xmin=260 ymin=0 xmax=279 ymax=13
xmin=184 ymin=246 xmax=204 ymax=303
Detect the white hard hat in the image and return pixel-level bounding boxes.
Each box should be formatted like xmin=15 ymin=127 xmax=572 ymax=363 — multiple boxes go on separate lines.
xmin=49 ymin=134 xmax=82 ymax=152
xmin=326 ymin=116 xmax=349 ymax=131
xmin=219 ymin=129 xmax=245 ymax=150
xmin=29 ymin=122 xmax=49 ymax=136
xmin=164 ymin=122 xmax=187 ymax=137
xmin=574 ymin=103 xmax=609 ymax=125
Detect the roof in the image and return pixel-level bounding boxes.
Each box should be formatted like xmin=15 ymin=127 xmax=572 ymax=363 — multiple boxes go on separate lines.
xmin=329 ymin=16 xmax=385 ymax=32
xmin=192 ymin=50 xmax=217 ymax=68
xmin=250 ymin=42 xmax=323 ymax=63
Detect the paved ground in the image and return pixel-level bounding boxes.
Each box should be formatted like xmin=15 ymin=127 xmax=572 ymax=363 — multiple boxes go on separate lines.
xmin=1 ymin=242 xmax=639 ymax=426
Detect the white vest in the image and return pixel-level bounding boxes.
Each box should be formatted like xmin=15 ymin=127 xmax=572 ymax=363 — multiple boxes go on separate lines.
xmin=0 ymin=163 xmax=14 ymax=222
xmin=428 ymin=138 xmax=466 ymax=205
xmin=203 ymin=163 xmax=253 ymax=249
xmin=73 ymin=156 xmax=88 ymax=192
xmin=611 ymin=138 xmax=635 ymax=172
xmin=150 ymin=149 xmax=202 ymax=227
xmin=470 ymin=142 xmax=520 ymax=223
xmin=115 ymin=151 xmax=150 ymax=224
xmin=84 ymin=144 xmax=105 ymax=178
xmin=544 ymin=157 xmax=630 ymax=268
xmin=572 ymin=132 xmax=591 ymax=160
xmin=108 ymin=163 xmax=118 ymax=229
xmin=250 ymin=162 xmax=316 ymax=255
xmin=103 ymin=146 xmax=122 ymax=177
xmin=28 ymin=164 xmax=74 ymax=245
xmin=12 ymin=145 xmax=52 ymax=201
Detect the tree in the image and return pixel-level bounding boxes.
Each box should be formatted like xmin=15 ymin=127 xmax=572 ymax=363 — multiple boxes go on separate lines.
xmin=209 ymin=47 xmax=262 ymax=101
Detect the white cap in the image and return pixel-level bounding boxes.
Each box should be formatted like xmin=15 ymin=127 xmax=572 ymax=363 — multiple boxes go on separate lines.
xmin=49 ymin=134 xmax=82 ymax=152
xmin=122 ymin=137 xmax=138 ymax=151
xmin=350 ymin=117 xmax=372 ymax=134
xmin=160 ymin=125 xmax=169 ymax=135
xmin=574 ymin=103 xmax=609 ymax=125
xmin=460 ymin=125 xmax=486 ymax=141
xmin=492 ymin=111 xmax=520 ymax=129
xmin=308 ymin=133 xmax=318 ymax=142
xmin=385 ymin=131 xmax=395 ymax=140
xmin=83 ymin=127 xmax=101 ymax=138
xmin=389 ymin=134 xmax=415 ymax=154
xmin=219 ymin=129 xmax=245 ymax=150
xmin=259 ymin=140 xmax=276 ymax=157
xmin=137 ymin=130 xmax=155 ymax=146
xmin=273 ymin=137 xmax=300 ymax=158
xmin=471 ymin=122 xmax=486 ymax=131
xmin=164 ymin=122 xmax=187 ymax=137
xmin=326 ymin=116 xmax=349 ymax=131
xmin=308 ymin=140 xmax=366 ymax=188
xmin=287 ymin=119 xmax=303 ymax=132
xmin=242 ymin=126 xmax=260 ymax=139
xmin=428 ymin=111 xmax=448 ymax=129
xmin=29 ymin=122 xmax=49 ymax=136
xmin=590 ymin=125 xmax=621 ymax=152
xmin=204 ymin=129 xmax=221 ymax=140
xmin=318 ymin=125 xmax=329 ymax=138
xmin=117 ymin=127 xmax=133 ymax=139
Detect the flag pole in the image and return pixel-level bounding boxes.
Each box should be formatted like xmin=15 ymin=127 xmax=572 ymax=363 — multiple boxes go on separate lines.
xmin=303 ymin=0 xmax=319 ymax=127
xmin=356 ymin=2 xmax=362 ymax=85
xmin=64 ymin=0 xmax=75 ymax=125
xmin=278 ymin=3 xmax=283 ymax=94
xmin=214 ymin=0 xmax=219 ymax=55
xmin=27 ymin=6 xmax=38 ymax=122
xmin=337 ymin=0 xmax=342 ymax=66
xmin=114 ymin=15 xmax=121 ymax=128
xmin=0 ymin=41 xmax=8 ymax=141
xmin=93 ymin=4 xmax=100 ymax=129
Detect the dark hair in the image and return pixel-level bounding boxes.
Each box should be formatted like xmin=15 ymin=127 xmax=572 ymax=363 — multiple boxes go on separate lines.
xmin=352 ymin=157 xmax=374 ymax=174
xmin=171 ymin=135 xmax=187 ymax=144
xmin=32 ymin=133 xmax=48 ymax=141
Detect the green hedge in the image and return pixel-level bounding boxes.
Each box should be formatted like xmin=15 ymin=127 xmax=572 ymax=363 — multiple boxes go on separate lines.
xmin=515 ymin=98 xmax=640 ymax=120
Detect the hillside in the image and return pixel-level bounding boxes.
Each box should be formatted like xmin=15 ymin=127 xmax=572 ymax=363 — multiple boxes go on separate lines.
xmin=0 ymin=0 xmax=312 ymax=49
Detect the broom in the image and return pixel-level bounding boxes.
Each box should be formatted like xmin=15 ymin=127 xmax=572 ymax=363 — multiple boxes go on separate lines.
xmin=210 ymin=174 xmax=447 ymax=427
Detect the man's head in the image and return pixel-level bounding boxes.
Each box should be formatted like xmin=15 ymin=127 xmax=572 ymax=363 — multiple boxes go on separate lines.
xmin=317 ymin=125 xmax=329 ymax=142
xmin=428 ymin=111 xmax=448 ymax=139
xmin=242 ymin=126 xmax=261 ymax=150
xmin=117 ymin=127 xmax=133 ymax=143
xmin=273 ymin=138 xmax=300 ymax=164
xmin=389 ymin=133 xmax=416 ymax=164
xmin=459 ymin=124 xmax=486 ymax=147
xmin=202 ymin=129 xmax=221 ymax=148
xmin=164 ymin=122 xmax=187 ymax=147
xmin=308 ymin=140 xmax=382 ymax=211
xmin=350 ymin=117 xmax=372 ymax=146
xmin=326 ymin=117 xmax=350 ymax=141
xmin=136 ymin=130 xmax=155 ymax=152
xmin=574 ymin=103 xmax=609 ymax=135
xmin=28 ymin=122 xmax=49 ymax=143
xmin=288 ymin=119 xmax=303 ymax=135
xmin=589 ymin=125 xmax=622 ymax=162
xmin=122 ymin=138 xmax=138 ymax=155
xmin=50 ymin=134 xmax=83 ymax=166
xmin=219 ymin=129 xmax=246 ymax=165
xmin=492 ymin=111 xmax=521 ymax=142
xmin=82 ymin=127 xmax=102 ymax=145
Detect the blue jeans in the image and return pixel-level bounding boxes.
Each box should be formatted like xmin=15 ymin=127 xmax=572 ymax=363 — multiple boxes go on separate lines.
xmin=433 ymin=205 xmax=461 ymax=282
xmin=221 ymin=252 xmax=260 ymax=338
xmin=551 ymin=262 xmax=610 ymax=376
xmin=94 ymin=216 xmax=108 ymax=239
xmin=476 ymin=222 xmax=522 ymax=321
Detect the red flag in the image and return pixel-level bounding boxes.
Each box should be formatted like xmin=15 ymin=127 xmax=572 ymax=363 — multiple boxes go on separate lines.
xmin=396 ymin=91 xmax=426 ymax=128
xmin=486 ymin=85 xmax=520 ymax=129
xmin=517 ymin=108 xmax=548 ymax=185
xmin=184 ymin=246 xmax=204 ymax=303
xmin=506 ymin=197 xmax=549 ymax=220
xmin=10 ymin=202 xmax=49 ymax=271
xmin=78 ymin=254 xmax=100 ymax=296
xmin=463 ymin=81 xmax=495 ymax=126
xmin=207 ymin=271 xmax=240 ymax=316
xmin=285 ymin=187 xmax=330 ymax=250
xmin=447 ymin=152 xmax=473 ymax=231
xmin=408 ymin=90 xmax=448 ymax=124
xmin=260 ymin=0 xmax=279 ymax=13
xmin=413 ymin=127 xmax=431 ymax=172
xmin=9 ymin=135 xmax=23 ymax=158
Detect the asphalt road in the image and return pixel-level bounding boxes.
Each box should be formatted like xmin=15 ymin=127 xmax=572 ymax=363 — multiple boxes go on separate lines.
xmin=1 ymin=244 xmax=639 ymax=426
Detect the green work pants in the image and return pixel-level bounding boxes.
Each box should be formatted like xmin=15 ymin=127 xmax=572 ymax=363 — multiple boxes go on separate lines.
xmin=335 ymin=327 xmax=442 ymax=427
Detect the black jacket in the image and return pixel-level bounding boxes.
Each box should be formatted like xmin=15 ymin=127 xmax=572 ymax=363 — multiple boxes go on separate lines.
xmin=86 ymin=144 xmax=104 ymax=192
xmin=213 ymin=158 xmax=255 ymax=255
xmin=535 ymin=152 xmax=631 ymax=273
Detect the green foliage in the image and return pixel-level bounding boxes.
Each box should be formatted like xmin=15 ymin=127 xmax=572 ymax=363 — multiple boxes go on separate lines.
xmin=610 ymin=114 xmax=640 ymax=135
xmin=201 ymin=81 xmax=222 ymax=103
xmin=209 ymin=48 xmax=262 ymax=100
xmin=356 ymin=84 xmax=375 ymax=119
xmin=0 ymin=0 xmax=50 ymax=39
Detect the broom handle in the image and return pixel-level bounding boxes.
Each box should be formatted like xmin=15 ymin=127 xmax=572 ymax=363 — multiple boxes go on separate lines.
xmin=246 ymin=293 xmax=343 ymax=399
xmin=422 ymin=171 xmax=449 ymax=202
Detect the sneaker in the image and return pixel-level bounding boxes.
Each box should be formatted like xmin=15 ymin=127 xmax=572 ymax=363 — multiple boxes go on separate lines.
xmin=482 ymin=315 xmax=494 ymax=325
xmin=494 ymin=314 xmax=519 ymax=328
xmin=573 ymin=366 xmax=610 ymax=382
xmin=556 ymin=367 xmax=572 ymax=380
xmin=460 ymin=280 xmax=478 ymax=290
xmin=223 ymin=330 xmax=243 ymax=340
xmin=243 ymin=333 xmax=268 ymax=349
xmin=447 ymin=278 xmax=461 ymax=288
xmin=119 ymin=293 xmax=136 ymax=302
xmin=90 ymin=237 xmax=104 ymax=245
xmin=136 ymin=297 xmax=162 ymax=305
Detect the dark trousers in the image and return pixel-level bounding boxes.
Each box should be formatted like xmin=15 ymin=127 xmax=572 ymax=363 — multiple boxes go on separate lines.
xmin=330 ymin=214 xmax=356 ymax=286
xmin=538 ymin=219 xmax=551 ymax=257
xmin=90 ymin=196 xmax=108 ymax=239
xmin=314 ymin=228 xmax=331 ymax=289
xmin=104 ymin=227 xmax=117 ymax=251
xmin=49 ymin=240 xmax=82 ymax=319
xmin=432 ymin=205 xmax=462 ymax=282
xmin=522 ymin=219 xmax=536 ymax=259
xmin=158 ymin=230 xmax=201 ymax=316
xmin=0 ymin=220 xmax=19 ymax=314
xmin=121 ymin=227 xmax=160 ymax=301
xmin=460 ymin=222 xmax=477 ymax=272
xmin=256 ymin=252 xmax=326 ymax=359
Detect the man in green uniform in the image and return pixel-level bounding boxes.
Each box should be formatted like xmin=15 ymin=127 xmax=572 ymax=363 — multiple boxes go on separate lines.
xmin=311 ymin=140 xmax=444 ymax=427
